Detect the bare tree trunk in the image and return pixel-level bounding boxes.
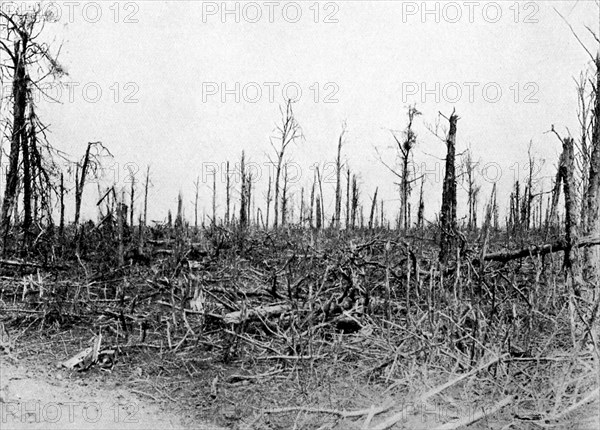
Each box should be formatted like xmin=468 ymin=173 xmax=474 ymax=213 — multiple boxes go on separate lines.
xmin=117 ymin=191 xmax=125 ymax=266
xmin=351 ymin=175 xmax=359 ymax=229
xmin=360 ymin=206 xmax=364 ymax=229
xmin=265 ymin=174 xmax=271 ymax=229
xmin=316 ymin=167 xmax=325 ymax=228
xmin=417 ymin=176 xmax=425 ymax=229
xmin=300 ymin=187 xmax=305 ymax=227
xmin=273 ymin=100 xmax=302 ymax=228
xmin=247 ymin=175 xmax=252 ymax=227
xmin=1 ymin=40 xmax=27 ymax=251
xmin=281 ymin=165 xmax=288 ymax=226
xmin=390 ymin=105 xmax=421 ymax=231
xmin=346 ymin=167 xmax=351 ymax=229
xmin=524 ymin=142 xmax=535 ymax=230
xmin=512 ymin=180 xmax=521 ymax=232
xmin=492 ymin=189 xmax=499 ymax=231
xmin=439 ymin=110 xmax=458 ymax=264
xmin=239 ymin=152 xmax=247 ymax=229
xmin=194 ymin=176 xmax=199 ymax=230
xmin=74 ymin=142 xmax=94 ymax=227
xmin=548 ymin=157 xmax=564 ymax=236
xmin=226 ymin=161 xmax=231 ymax=226
xmin=21 ymin=102 xmax=33 ymax=249
xmin=141 ymin=167 xmax=149 ymax=249
xmin=315 ymin=196 xmax=322 ymax=230
xmin=212 ymin=170 xmax=217 ymax=226
xmin=143 ymin=167 xmax=149 ymax=227
xmin=464 ymin=148 xmax=479 ymax=231
xmin=368 ymin=187 xmax=378 ymax=230
xmin=334 ymin=124 xmax=346 ymax=229
xmin=129 ymin=173 xmax=135 ymax=228
xmin=583 ymin=56 xmax=600 ymax=287
xmin=560 ymin=137 xmax=582 ymax=285
xmin=309 ymin=172 xmax=315 ymax=229
xmin=59 ymin=173 xmax=65 ymax=240
xmin=175 ymin=192 xmax=184 ymax=231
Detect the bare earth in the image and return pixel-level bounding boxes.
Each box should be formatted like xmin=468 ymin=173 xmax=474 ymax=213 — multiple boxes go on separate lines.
xmin=0 ymin=359 xmax=223 ymax=430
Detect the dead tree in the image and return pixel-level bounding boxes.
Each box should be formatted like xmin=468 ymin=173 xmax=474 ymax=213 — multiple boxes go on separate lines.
xmin=547 ymin=150 xmax=565 ymax=236
xmin=239 ymin=151 xmax=248 ymax=229
xmin=334 ymin=123 xmax=347 ymax=229
xmin=309 ymin=171 xmax=316 ymax=229
xmin=141 ymin=166 xmax=150 ymax=245
xmin=281 ymin=165 xmax=289 ymax=226
xmin=0 ymin=10 xmax=66 ymax=250
xmin=247 ymin=170 xmax=253 ymax=226
xmin=174 ymin=192 xmax=184 ymax=232
xmin=74 ymin=142 xmax=110 ymax=227
xmin=522 ymin=142 xmax=536 ymax=230
xmin=368 ymin=187 xmax=378 ymax=230
xmin=315 ymin=196 xmax=322 ymax=230
xmin=212 ymin=169 xmax=217 ymax=226
xmin=510 ymin=180 xmax=521 ymax=232
xmin=439 ymin=110 xmax=459 ymax=264
xmin=117 ymin=191 xmax=125 ymax=266
xmin=583 ymin=56 xmax=600 ymax=284
xmin=560 ymin=137 xmax=581 ymax=281
xmin=225 ymin=161 xmax=231 ymax=226
xmin=396 ymin=105 xmax=421 ymax=230
xmin=59 ymin=173 xmax=65 ymax=239
xmin=128 ymin=166 xmax=135 ymax=227
xmin=417 ymin=177 xmax=425 ymax=229
xmin=351 ymin=175 xmax=359 ymax=229
xmin=316 ymin=166 xmax=325 ymax=228
xmin=377 ymin=105 xmax=421 ymax=231
xmin=346 ymin=167 xmax=351 ymax=229
xmin=265 ymin=174 xmax=272 ymax=229
xmin=299 ymin=187 xmax=305 ymax=226
xmin=270 ymin=99 xmax=302 ymax=228
xmin=194 ymin=176 xmax=200 ymax=230
xmin=462 ymin=148 xmax=480 ymax=230
xmin=576 ymin=72 xmax=592 ymax=222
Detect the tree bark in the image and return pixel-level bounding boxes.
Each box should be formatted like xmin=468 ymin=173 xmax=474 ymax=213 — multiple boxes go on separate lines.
xmin=368 ymin=188 xmax=378 ymax=230
xmin=583 ymin=56 xmax=600 ymax=287
xmin=74 ymin=142 xmax=94 ymax=226
xmin=334 ymin=125 xmax=345 ymax=229
xmin=1 ymin=40 xmax=27 ymax=251
xmin=560 ymin=137 xmax=581 ymax=283
xmin=439 ymin=110 xmax=459 ymax=264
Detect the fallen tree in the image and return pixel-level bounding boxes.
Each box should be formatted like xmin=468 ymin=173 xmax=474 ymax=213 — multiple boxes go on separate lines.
xmin=477 ymin=236 xmax=600 ymax=264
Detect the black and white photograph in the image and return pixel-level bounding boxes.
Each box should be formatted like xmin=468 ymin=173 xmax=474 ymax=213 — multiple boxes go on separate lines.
xmin=0 ymin=1 xmax=599 ymax=429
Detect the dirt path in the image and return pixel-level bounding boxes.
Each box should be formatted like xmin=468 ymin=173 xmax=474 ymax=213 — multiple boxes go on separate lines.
xmin=1 ymin=359 xmax=223 ymax=430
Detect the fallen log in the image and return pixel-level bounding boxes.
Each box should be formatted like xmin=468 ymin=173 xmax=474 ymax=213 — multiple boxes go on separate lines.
xmin=223 ymin=304 xmax=291 ymax=325
xmin=478 ymin=236 xmax=600 ymax=264
xmin=0 ymin=259 xmax=65 ymax=270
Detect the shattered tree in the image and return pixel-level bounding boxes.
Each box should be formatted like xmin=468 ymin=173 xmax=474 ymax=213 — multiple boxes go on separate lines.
xmin=0 ymin=10 xmax=66 ymax=251
xmin=439 ymin=110 xmax=458 ymax=264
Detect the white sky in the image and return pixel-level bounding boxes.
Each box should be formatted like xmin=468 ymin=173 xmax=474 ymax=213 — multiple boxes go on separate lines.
xmin=12 ymin=0 xmax=600 ymax=224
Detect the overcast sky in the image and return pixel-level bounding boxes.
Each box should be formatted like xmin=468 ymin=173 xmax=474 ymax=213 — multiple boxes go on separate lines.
xmin=19 ymin=0 xmax=600 ymax=224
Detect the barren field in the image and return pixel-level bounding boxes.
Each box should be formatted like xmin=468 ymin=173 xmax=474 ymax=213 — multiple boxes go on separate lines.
xmin=0 ymin=2 xmax=600 ymax=430
xmin=1 ymin=227 xmax=598 ymax=430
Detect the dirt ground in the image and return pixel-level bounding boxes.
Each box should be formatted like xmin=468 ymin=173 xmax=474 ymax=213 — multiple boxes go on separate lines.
xmin=0 ymin=358 xmax=224 ymax=430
